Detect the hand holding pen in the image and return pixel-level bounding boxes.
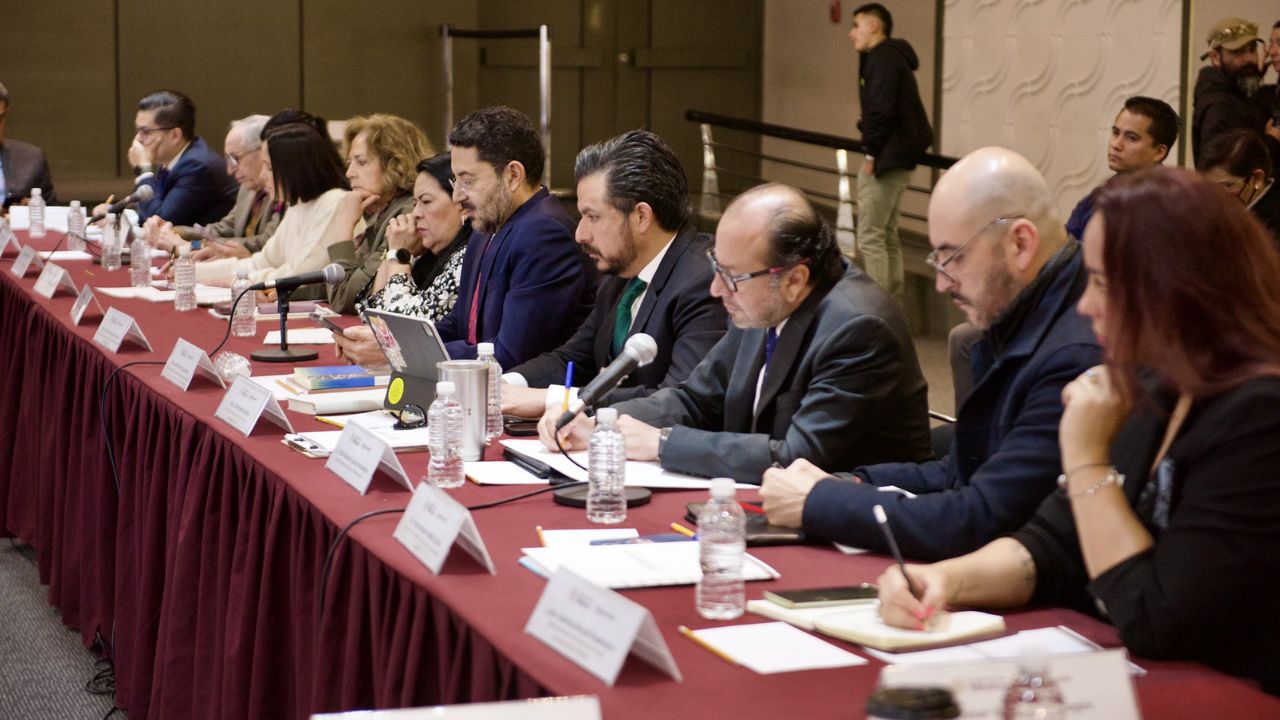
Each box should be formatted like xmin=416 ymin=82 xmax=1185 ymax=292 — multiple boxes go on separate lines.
xmin=873 ymin=504 xmax=944 ymax=631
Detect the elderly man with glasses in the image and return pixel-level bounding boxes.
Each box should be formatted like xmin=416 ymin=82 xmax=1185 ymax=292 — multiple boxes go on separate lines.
xmin=542 ymin=182 xmax=932 ymax=483
xmin=760 ymin=147 xmax=1100 ymax=562
xmin=93 ymin=89 xmax=237 ymax=226
xmin=145 ymin=114 xmax=283 ymax=259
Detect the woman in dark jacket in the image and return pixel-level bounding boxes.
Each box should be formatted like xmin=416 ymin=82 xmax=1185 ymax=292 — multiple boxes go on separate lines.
xmin=1199 ymin=127 xmax=1280 ymax=243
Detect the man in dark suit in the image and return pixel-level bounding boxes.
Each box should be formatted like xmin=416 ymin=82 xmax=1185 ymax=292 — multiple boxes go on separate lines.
xmin=0 ymin=82 xmax=56 ymax=206
xmin=432 ymin=106 xmax=596 ymax=368
xmin=541 ymin=183 xmax=933 ymax=483
xmin=501 ymin=130 xmax=726 ymax=414
xmin=761 ymin=147 xmax=1101 ymax=562
xmin=94 ymin=90 xmax=237 ymax=226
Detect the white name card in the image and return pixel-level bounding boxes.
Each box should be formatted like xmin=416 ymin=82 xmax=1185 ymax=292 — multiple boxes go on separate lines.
xmin=161 ymin=338 xmax=227 ymax=391
xmin=310 ymin=695 xmax=602 ymax=720
xmin=0 ymin=220 xmax=18 ymax=256
xmin=879 ymin=648 xmax=1140 ymax=720
xmin=71 ymin=285 xmax=104 ymax=325
xmin=92 ymin=307 xmax=153 ymax=353
xmin=33 ymin=262 xmax=78 ymax=298
xmin=215 ymin=375 xmax=295 ymax=436
xmin=10 ymin=245 xmax=43 ymax=277
xmin=525 ymin=567 xmax=682 ymax=686
xmin=324 ymin=422 xmax=411 ymax=494
xmin=393 ymin=483 xmax=496 ymax=575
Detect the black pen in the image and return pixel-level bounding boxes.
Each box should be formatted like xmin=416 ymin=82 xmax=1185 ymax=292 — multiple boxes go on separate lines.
xmin=873 ymin=504 xmax=922 ymax=600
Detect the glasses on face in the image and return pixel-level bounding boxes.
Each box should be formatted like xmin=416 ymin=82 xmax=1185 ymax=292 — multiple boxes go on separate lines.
xmin=926 ymin=214 xmax=1025 ymax=283
xmin=706 ymin=247 xmax=808 ymax=293
xmin=452 ymin=166 xmax=497 ymax=193
xmin=225 ymin=148 xmax=257 ymax=170
xmin=135 ymin=125 xmax=176 ymax=138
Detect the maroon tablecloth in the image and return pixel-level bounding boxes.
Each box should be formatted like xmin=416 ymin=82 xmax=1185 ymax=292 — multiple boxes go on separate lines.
xmin=1 ymin=230 xmax=1278 ymax=719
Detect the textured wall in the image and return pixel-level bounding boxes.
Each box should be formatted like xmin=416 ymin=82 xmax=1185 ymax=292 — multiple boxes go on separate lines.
xmin=940 ymin=0 xmax=1183 ymax=216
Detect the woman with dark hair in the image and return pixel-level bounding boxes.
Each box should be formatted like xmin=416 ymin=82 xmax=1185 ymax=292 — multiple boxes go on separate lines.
xmin=877 ymin=167 xmax=1280 ymax=694
xmin=1199 ymin=127 xmax=1280 ymax=240
xmin=195 ymin=121 xmax=351 ymax=286
xmin=321 ymin=113 xmax=435 ymax=314
xmin=359 ymin=153 xmax=471 ymax=319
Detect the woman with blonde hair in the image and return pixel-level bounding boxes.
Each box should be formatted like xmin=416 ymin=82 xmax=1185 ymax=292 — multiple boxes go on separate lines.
xmin=322 ymin=113 xmax=435 ymax=313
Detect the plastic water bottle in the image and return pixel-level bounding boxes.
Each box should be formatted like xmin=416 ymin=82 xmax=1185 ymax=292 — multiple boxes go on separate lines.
xmin=130 ymin=228 xmax=151 ymax=287
xmin=696 ymin=477 xmax=746 ymax=620
xmin=101 ymin=213 xmax=123 ymax=271
xmin=27 ymin=188 xmax=46 ymax=238
xmin=231 ymin=268 xmax=256 ymax=337
xmin=67 ymin=201 xmax=86 ymax=251
xmin=587 ymin=408 xmax=627 ymax=524
xmin=1002 ymin=657 xmax=1067 ymax=720
xmin=425 ymin=381 xmax=465 ymax=488
xmin=173 ymin=244 xmax=197 ymax=311
xmin=476 ymin=342 xmax=503 ymax=441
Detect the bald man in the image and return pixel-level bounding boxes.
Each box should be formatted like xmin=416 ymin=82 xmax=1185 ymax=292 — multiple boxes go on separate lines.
xmin=542 ymin=183 xmax=933 ymax=483
xmin=761 ymin=148 xmax=1101 ymax=561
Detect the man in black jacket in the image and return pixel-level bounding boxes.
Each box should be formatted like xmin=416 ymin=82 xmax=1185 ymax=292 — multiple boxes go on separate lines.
xmin=1192 ymin=17 xmax=1279 ymax=167
xmin=501 ymin=130 xmax=727 ymax=414
xmin=849 ymin=3 xmax=932 ymax=298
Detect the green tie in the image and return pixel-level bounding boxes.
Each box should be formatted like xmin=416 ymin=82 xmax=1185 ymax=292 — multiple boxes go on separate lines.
xmin=612 ymin=277 xmax=648 ymax=356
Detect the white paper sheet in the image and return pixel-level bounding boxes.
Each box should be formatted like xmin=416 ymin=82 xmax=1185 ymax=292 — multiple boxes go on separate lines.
xmin=264 ymin=328 xmax=335 ymax=345
xmin=687 ymin=622 xmax=867 ymax=674
xmin=500 ymin=439 xmax=756 ymax=490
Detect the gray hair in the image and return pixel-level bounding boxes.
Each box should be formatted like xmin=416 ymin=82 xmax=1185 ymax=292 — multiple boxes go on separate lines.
xmin=229 ymin=114 xmax=270 ymax=150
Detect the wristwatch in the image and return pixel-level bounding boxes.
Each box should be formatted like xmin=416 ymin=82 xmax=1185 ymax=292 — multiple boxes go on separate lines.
xmin=657 ymin=427 xmax=673 ymax=459
xmin=384 ymin=248 xmax=412 ymax=265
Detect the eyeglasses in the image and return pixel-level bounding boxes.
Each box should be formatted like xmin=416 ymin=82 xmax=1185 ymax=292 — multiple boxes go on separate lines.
xmin=925 ymin=214 xmax=1025 ymax=283
xmin=225 ymin=148 xmax=258 ymax=170
xmin=135 ymin=125 xmax=176 ymax=138
xmin=706 ymin=247 xmax=808 ymax=293
xmin=392 ymin=404 xmax=426 ymax=430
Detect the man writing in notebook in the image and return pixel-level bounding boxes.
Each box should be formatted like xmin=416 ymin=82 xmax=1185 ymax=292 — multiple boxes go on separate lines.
xmin=539 ymin=183 xmax=932 ymax=483
xmin=760 ymin=147 xmax=1101 ymax=561
xmin=501 ymin=130 xmax=726 ymax=414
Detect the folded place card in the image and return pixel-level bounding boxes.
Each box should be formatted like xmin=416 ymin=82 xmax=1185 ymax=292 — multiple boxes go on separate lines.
xmin=525 ymin=566 xmax=682 ymax=686
xmin=10 ymin=245 xmax=43 ymax=277
xmin=93 ymin=307 xmax=153 ymax=353
xmin=879 ymin=648 xmax=1140 ymax=720
xmin=310 ymin=695 xmax=602 ymax=719
xmin=0 ymin=223 xmax=18 ymax=256
xmin=394 ymin=483 xmax=496 ymax=575
xmin=215 ymin=375 xmax=295 ymax=436
xmin=71 ymin=285 xmax=104 ymax=325
xmin=33 ymin=262 xmax=78 ymax=298
xmin=161 ymin=338 xmax=227 ymax=391
xmin=325 ymin=421 xmax=413 ymax=494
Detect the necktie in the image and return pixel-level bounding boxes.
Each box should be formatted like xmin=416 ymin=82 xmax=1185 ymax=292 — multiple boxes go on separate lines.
xmin=611 ymin=277 xmax=648 ymax=356
xmin=244 ymin=190 xmax=269 ymax=236
xmin=763 ymin=327 xmax=779 ymax=374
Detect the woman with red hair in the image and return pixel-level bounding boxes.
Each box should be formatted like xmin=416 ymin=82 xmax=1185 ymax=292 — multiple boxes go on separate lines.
xmin=877 ymin=166 xmax=1280 ymax=694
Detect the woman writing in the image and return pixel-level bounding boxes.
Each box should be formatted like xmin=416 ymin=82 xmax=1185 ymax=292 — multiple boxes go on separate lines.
xmin=878 ymin=167 xmax=1280 ymax=694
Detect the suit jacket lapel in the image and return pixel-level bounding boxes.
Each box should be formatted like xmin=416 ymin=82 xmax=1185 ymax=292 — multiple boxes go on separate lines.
xmin=752 ymin=303 xmax=816 ymax=422
xmin=726 ymin=329 xmax=768 ymax=432
xmin=630 ymin=224 xmax=695 ymax=338
xmin=592 ymin=276 xmax=627 ymax=367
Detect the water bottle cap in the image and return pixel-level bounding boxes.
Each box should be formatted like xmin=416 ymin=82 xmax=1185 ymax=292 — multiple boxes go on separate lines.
xmin=595 ymin=407 xmax=617 ymax=424
xmin=106 ymin=212 xmax=117 ymax=222
xmin=477 ymin=342 xmax=494 ymax=355
xmin=30 ymin=188 xmax=41 ymax=198
xmin=177 ymin=244 xmax=190 ymax=257
xmin=235 ymin=267 xmax=249 ymax=278
xmin=436 ymin=380 xmax=455 ymax=395
xmin=70 ymin=200 xmax=81 ymax=208
xmin=710 ymin=477 xmax=735 ymax=498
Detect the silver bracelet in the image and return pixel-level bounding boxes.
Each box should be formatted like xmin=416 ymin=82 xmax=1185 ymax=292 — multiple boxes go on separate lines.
xmin=1057 ymin=465 xmax=1124 ymax=498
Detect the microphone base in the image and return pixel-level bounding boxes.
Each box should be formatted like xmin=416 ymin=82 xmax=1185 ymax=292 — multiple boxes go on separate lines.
xmin=251 ymin=347 xmax=319 ymax=363
xmin=551 ymin=484 xmax=652 ymax=509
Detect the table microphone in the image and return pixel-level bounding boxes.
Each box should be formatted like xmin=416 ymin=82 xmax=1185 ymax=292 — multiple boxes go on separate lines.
xmin=88 ymin=185 xmax=155 ymax=223
xmin=249 ymin=263 xmax=345 ymax=291
xmin=555 ymin=333 xmax=658 ymax=430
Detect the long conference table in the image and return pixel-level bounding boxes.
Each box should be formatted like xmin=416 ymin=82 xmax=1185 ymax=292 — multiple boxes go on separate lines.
xmin=1 ymin=226 xmax=1278 ymax=720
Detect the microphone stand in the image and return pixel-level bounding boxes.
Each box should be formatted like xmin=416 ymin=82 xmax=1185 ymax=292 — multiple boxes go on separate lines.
xmin=250 ymin=286 xmax=318 ymax=363
xmin=548 ymin=399 xmax=653 ymax=509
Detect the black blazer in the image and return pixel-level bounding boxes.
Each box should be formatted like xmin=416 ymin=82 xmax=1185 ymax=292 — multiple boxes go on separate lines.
xmin=612 ymin=262 xmax=933 ymax=483
xmin=508 ymin=224 xmax=726 ymax=404
xmin=1 ymin=138 xmax=55 ymax=206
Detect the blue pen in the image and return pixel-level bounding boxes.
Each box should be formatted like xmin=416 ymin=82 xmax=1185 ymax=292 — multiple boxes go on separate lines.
xmin=563 ymin=361 xmax=574 ymax=412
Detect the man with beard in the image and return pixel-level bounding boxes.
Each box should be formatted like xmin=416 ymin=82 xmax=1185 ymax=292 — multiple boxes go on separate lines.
xmin=540 ymin=183 xmax=933 ymax=483
xmin=431 ymin=106 xmax=596 ymax=367
xmin=759 ymin=148 xmax=1101 ymax=562
xmin=501 ymin=130 xmax=726 ymax=414
xmin=1192 ymin=18 xmax=1277 ymax=167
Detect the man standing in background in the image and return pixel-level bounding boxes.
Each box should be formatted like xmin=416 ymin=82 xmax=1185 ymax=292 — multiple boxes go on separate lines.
xmin=848 ymin=3 xmax=932 ymax=299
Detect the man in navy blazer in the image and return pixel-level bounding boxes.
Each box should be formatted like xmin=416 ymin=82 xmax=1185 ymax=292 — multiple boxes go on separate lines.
xmin=542 ymin=183 xmax=933 ymax=483
xmin=501 ymin=130 xmax=726 ymax=414
xmin=761 ymin=147 xmax=1101 ymax=562
xmin=94 ymin=90 xmax=237 ymax=226
xmin=0 ymin=82 xmax=56 ymax=206
xmin=433 ymin=107 xmax=596 ymax=369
